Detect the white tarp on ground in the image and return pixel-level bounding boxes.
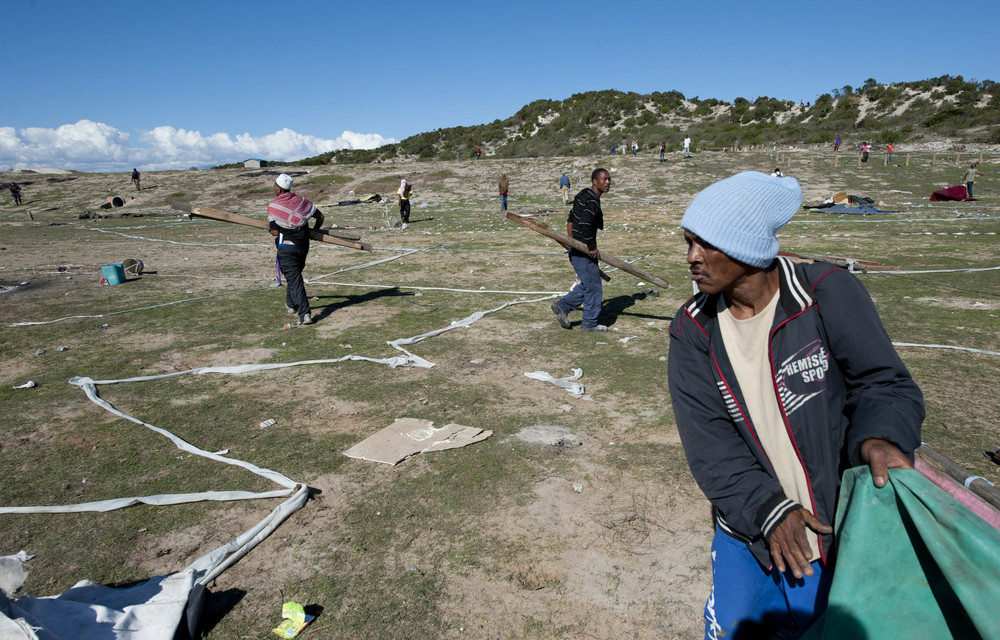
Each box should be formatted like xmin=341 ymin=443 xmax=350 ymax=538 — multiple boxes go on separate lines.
xmin=0 ymin=484 xmax=308 ymax=640
xmin=343 ymin=418 xmax=492 ymax=465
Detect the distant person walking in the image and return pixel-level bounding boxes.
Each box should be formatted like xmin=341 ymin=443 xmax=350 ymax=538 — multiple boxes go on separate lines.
xmin=621 ymin=137 xmax=628 ymax=155
xmin=267 ymin=173 xmax=324 ymax=326
xmin=609 ymin=141 xmax=616 ymax=155
xmin=683 ymin=135 xmax=692 ymax=158
xmin=9 ymin=182 xmax=22 ymax=206
xmin=861 ymin=142 xmax=870 ymax=163
xmin=964 ymin=162 xmax=981 ymax=197
xmin=499 ymin=174 xmax=509 ymax=211
xmin=551 ymin=168 xmax=611 ymax=333
xmin=475 ymin=147 xmax=482 ymax=159
xmin=131 ymin=168 xmax=141 ymax=191
xmin=559 ymin=172 xmax=571 ymax=204
xmin=886 ymin=141 xmax=895 ymax=165
xmin=631 ymin=138 xmax=638 ymax=156
xmin=834 ymin=134 xmax=841 ymax=152
xmin=398 ymin=179 xmax=413 ymax=225
xmin=659 ymin=141 xmax=666 ymax=163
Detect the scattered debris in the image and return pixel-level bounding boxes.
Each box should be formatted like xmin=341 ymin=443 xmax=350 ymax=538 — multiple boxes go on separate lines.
xmin=35 ymin=349 xmax=45 ymax=355
xmin=512 ymin=424 xmax=582 ymax=448
xmin=258 ymin=419 xmax=276 ymax=429
xmin=57 ymin=346 xmax=68 ymax=352
xmin=12 ymin=381 xmax=36 ymax=389
xmin=524 ymin=368 xmax=585 ymax=396
xmin=272 ymin=601 xmax=315 ymax=638
xmin=343 ymin=418 xmax=492 ymax=465
xmin=0 ymin=282 xmax=29 ymax=295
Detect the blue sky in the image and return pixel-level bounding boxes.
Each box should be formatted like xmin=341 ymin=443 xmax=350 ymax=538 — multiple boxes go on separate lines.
xmin=3 ymin=0 xmax=998 ymax=171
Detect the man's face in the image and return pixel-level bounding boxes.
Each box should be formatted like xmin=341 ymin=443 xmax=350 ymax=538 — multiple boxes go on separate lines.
xmin=683 ymin=230 xmax=751 ymax=295
xmin=592 ymin=171 xmax=611 ymax=195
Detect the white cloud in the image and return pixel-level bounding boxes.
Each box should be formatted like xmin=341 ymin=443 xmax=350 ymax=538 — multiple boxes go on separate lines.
xmin=0 ymin=120 xmax=395 ymax=172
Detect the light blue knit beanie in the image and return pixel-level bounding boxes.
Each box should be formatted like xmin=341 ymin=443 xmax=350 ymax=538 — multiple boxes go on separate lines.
xmin=681 ymin=171 xmax=802 ymax=268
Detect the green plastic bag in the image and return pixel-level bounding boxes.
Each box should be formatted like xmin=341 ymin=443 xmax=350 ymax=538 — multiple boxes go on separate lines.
xmin=803 ymin=467 xmax=1000 ymax=639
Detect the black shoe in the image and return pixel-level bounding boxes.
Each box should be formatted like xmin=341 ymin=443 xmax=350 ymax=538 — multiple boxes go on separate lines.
xmin=551 ymin=302 xmax=571 ymax=329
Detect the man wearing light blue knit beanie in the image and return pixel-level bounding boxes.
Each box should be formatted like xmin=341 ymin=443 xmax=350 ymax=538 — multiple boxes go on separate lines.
xmin=668 ymin=172 xmax=924 ymax=639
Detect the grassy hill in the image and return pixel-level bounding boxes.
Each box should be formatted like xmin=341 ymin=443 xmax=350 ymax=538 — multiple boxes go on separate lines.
xmin=291 ymin=75 xmax=1000 ymax=165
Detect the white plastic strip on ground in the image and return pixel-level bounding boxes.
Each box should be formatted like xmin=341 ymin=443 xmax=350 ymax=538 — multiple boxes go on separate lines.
xmin=86 ymin=226 xmax=262 ymax=247
xmin=309 ymin=281 xmax=564 ymax=295
xmin=0 ymin=490 xmax=293 ymax=514
xmin=892 ymin=342 xmax=1000 ymax=357
xmin=309 ymin=248 xmax=423 ymax=280
xmin=387 ymin=294 xmax=560 ymax=367
xmin=860 ymin=265 xmax=1000 ymax=275
xmin=524 ymin=368 xmax=585 ymax=396
xmin=7 ymin=286 xmax=275 ymax=327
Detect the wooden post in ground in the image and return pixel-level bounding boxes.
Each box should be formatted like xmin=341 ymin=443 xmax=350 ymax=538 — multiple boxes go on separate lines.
xmin=857 ymin=153 xmax=862 ymax=167
xmin=957 ymin=153 xmax=962 ymax=164
xmin=884 ymin=153 xmax=888 ymax=166
xmin=906 ymin=155 xmax=910 ymax=166
xmin=506 ymin=212 xmax=669 ymax=289
xmin=170 ymin=202 xmax=372 ymax=251
xmin=834 ymin=154 xmax=839 ymax=168
xmin=979 ymin=152 xmax=984 ymax=163
xmin=932 ymin=153 xmax=937 ymax=165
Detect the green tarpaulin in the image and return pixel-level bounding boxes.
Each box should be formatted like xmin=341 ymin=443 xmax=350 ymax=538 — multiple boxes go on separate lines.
xmin=804 ymin=467 xmax=1000 ymax=639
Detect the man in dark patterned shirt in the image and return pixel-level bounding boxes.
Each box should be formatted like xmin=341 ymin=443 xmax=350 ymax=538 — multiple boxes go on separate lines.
xmin=551 ymin=168 xmax=611 ymax=332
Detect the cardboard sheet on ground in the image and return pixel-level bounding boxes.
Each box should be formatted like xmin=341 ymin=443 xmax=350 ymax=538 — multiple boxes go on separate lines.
xmin=343 ymin=418 xmax=492 ymax=465
xmin=802 ymin=467 xmax=1000 ymax=639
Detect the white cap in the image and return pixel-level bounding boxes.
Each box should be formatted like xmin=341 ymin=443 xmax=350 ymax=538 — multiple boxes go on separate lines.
xmin=275 ymin=174 xmax=294 ymax=190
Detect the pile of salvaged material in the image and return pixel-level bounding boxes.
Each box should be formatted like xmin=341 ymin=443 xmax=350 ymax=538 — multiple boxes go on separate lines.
xmin=802 ymin=191 xmax=902 ymax=214
xmin=930 ymin=185 xmax=976 ymax=201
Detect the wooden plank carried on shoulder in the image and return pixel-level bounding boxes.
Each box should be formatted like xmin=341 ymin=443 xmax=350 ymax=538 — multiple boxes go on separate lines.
xmin=171 ymin=201 xmax=371 ymax=251
xmin=506 ymin=212 xmax=668 ymax=289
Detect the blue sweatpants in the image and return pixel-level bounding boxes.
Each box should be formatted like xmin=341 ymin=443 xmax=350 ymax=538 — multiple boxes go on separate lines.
xmin=704 ymin=527 xmax=831 ymax=640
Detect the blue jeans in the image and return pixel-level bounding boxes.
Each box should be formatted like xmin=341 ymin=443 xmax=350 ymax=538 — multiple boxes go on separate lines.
xmin=660 ymin=151 xmax=665 ymax=162
xmin=555 ymin=249 xmax=603 ymax=327
xmin=500 ymin=193 xmax=507 ymax=210
xmin=887 ymin=153 xmax=892 ymax=164
xmin=967 ymin=182 xmax=974 ymax=197
xmin=704 ymin=527 xmax=831 ymax=640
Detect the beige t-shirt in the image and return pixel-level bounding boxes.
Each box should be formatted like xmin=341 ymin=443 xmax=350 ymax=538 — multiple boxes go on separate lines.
xmin=718 ymin=292 xmax=820 ymax=561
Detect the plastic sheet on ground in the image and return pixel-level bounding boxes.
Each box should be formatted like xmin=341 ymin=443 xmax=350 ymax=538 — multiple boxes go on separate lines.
xmin=802 ymin=467 xmax=1000 ymax=639
xmin=524 ymin=368 xmax=584 ymax=397
xmin=343 ymin=418 xmax=492 ymax=465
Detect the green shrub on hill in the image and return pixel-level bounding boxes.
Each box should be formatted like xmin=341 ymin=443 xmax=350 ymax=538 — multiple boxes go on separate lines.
xmin=268 ymin=76 xmax=999 ymax=166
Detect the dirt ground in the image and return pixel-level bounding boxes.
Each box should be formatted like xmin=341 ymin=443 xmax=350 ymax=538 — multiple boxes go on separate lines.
xmin=1 ymin=148 xmax=998 ymax=639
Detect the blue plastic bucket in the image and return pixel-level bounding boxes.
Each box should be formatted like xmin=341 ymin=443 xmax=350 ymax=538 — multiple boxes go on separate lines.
xmin=101 ymin=263 xmax=126 ymax=285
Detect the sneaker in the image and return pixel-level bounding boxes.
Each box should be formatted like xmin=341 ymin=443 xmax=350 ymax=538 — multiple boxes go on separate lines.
xmin=297 ymin=313 xmax=314 ymax=325
xmin=581 ymin=324 xmax=608 ymax=333
xmin=551 ymin=302 xmax=571 ymax=329
xmin=286 ymin=305 xmax=297 ymax=315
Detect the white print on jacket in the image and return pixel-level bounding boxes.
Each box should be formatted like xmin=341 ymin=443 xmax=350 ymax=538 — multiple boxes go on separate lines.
xmin=776 ymin=339 xmax=829 ymax=415
xmin=716 ymin=339 xmax=829 ymax=424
